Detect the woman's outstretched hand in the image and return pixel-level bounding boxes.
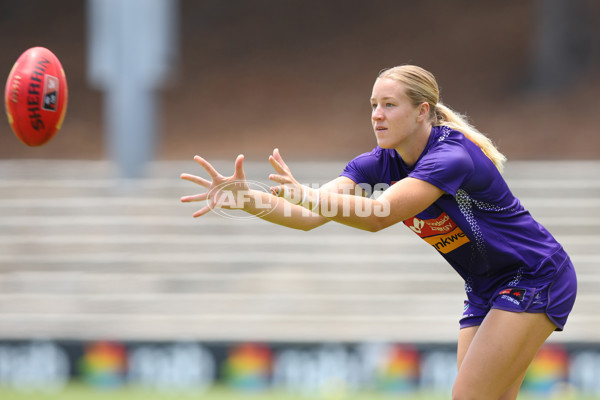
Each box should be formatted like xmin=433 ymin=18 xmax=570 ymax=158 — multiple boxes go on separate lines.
xmin=180 ymin=154 xmax=249 ymax=217
xmin=268 ymin=148 xmax=304 ymax=204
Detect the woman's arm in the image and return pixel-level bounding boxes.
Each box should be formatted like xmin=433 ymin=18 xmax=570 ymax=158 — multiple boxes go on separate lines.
xmin=269 ymin=149 xmax=444 ymax=232
xmin=301 ymin=177 xmax=444 ymax=232
xmin=244 ymin=176 xmax=365 ymax=231
xmin=180 ymin=154 xmax=365 ymax=231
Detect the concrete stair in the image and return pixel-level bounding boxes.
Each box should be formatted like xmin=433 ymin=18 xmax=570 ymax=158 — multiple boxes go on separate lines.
xmin=0 ymin=160 xmax=598 ymax=343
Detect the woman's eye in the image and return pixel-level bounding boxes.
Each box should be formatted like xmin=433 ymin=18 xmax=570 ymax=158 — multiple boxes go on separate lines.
xmin=385 ymin=103 xmax=395 ymax=107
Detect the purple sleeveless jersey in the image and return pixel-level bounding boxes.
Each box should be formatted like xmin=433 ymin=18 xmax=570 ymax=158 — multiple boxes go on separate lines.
xmin=341 ymin=126 xmax=577 ymax=329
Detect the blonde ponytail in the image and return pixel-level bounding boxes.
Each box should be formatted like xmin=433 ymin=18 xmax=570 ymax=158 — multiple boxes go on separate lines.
xmin=378 ymin=65 xmax=506 ymax=172
xmin=434 ymin=103 xmax=506 ymax=172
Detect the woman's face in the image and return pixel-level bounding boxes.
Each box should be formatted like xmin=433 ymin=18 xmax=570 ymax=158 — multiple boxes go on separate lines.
xmin=370 ymin=78 xmax=423 ymax=150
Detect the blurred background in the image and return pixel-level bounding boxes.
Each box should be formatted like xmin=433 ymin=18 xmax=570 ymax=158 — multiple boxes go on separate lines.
xmin=1 ymin=0 xmax=600 ymax=398
xmin=2 ymin=0 xmax=600 ymax=166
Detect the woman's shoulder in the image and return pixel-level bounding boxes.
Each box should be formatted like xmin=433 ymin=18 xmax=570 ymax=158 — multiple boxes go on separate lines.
xmin=431 ymin=125 xmax=468 ymax=146
xmin=426 ymin=126 xmax=473 ymax=163
xmin=349 ymin=146 xmax=398 ymax=165
xmin=342 ymin=146 xmax=400 ymax=184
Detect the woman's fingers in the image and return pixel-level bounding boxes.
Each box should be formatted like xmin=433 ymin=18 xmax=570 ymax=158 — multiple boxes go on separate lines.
xmin=269 ymin=149 xmax=301 ymax=201
xmin=180 ymin=173 xmax=211 ymax=188
xmin=270 ymin=186 xmax=282 ymax=196
xmin=269 ymin=172 xmax=286 ymax=185
xmin=180 ymin=192 xmax=208 ymax=203
xmin=193 ymin=155 xmax=220 ymax=179
xmin=269 ymin=155 xmax=285 ymax=175
xmin=270 ymin=148 xmax=292 ymax=175
xmin=234 ymin=154 xmax=246 ymax=180
xmin=192 ymin=204 xmax=213 ymax=218
xmin=182 ymin=154 xmax=251 ymax=218
xmin=272 ymin=148 xmax=289 ymax=170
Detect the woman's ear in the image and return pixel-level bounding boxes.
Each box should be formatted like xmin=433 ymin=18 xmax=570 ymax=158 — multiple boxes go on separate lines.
xmin=417 ymin=102 xmax=430 ymax=121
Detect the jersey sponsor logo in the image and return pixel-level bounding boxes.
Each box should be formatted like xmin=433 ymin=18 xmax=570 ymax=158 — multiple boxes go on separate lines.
xmin=409 ymin=219 xmax=425 ymax=234
xmin=498 ymin=288 xmax=526 ymax=302
xmin=403 ymin=212 xmax=470 ymax=254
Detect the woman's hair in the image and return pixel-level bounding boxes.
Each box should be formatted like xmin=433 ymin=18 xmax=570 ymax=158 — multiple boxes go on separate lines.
xmin=378 ymin=65 xmax=506 ymax=172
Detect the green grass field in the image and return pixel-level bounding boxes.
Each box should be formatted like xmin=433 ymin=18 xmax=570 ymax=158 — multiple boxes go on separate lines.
xmin=0 ymin=385 xmax=439 ymax=400
xmin=0 ymin=384 xmax=596 ymax=400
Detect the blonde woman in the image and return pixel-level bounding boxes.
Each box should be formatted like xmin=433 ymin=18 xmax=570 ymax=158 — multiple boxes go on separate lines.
xmin=181 ymin=65 xmax=577 ymax=400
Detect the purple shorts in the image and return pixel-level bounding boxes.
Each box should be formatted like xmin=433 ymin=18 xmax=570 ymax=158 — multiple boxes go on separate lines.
xmin=460 ymin=257 xmax=577 ymax=331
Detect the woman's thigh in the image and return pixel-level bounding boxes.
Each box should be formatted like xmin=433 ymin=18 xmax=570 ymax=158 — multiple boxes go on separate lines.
xmin=457 ymin=325 xmax=477 ymax=370
xmin=453 ymin=309 xmax=556 ymax=400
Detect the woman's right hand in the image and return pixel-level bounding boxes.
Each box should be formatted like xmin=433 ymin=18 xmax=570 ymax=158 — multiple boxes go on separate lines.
xmin=180 ymin=154 xmax=250 ymax=217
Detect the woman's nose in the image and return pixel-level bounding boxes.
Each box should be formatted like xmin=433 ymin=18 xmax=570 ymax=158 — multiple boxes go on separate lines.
xmin=372 ymin=107 xmax=384 ymax=120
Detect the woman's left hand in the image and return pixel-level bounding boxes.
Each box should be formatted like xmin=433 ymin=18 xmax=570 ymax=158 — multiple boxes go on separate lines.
xmin=268 ymin=148 xmax=303 ymax=204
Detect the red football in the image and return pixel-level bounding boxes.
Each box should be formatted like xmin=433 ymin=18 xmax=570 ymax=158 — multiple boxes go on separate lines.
xmin=4 ymin=47 xmax=68 ymax=146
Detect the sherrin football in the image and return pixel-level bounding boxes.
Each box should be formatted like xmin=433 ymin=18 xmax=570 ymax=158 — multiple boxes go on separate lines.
xmin=4 ymin=47 xmax=68 ymax=146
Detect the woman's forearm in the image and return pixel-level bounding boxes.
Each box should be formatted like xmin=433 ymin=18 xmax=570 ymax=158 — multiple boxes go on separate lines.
xmin=301 ymin=187 xmax=391 ymax=232
xmin=244 ymin=189 xmax=329 ymax=231
xmin=295 ymin=178 xmax=443 ymax=233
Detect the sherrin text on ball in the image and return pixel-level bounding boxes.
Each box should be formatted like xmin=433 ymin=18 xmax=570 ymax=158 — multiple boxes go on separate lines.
xmin=4 ymin=46 xmax=68 ymax=146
